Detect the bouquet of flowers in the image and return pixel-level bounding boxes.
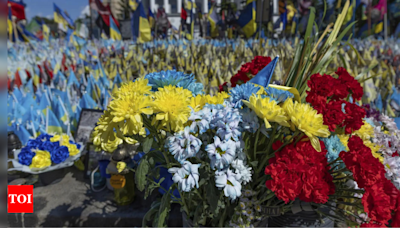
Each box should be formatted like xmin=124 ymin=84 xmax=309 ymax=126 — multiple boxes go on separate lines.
xmin=9 ymin=133 xmax=83 ymax=173
xmin=93 ymin=3 xmax=400 ymax=227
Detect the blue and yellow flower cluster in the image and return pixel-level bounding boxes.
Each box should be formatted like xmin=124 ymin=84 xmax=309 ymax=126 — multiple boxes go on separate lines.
xmin=18 ymin=134 xmax=81 ymax=169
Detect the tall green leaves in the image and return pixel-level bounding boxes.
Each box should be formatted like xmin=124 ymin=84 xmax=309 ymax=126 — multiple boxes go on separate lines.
xmin=284 ymin=0 xmax=352 ymax=97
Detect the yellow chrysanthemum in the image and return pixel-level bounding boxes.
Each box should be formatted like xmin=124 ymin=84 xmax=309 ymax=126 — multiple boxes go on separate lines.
xmin=363 ymin=140 xmax=384 ymax=163
xmin=109 ymin=93 xmax=153 ymax=135
xmin=112 ymin=78 xmax=152 ymax=99
xmin=338 ymin=134 xmax=350 ymax=151
xmin=93 ymin=111 xmax=133 ymax=152
xmin=243 ymin=95 xmax=290 ymax=129
xmin=101 ymin=133 xmax=124 ymax=152
xmin=354 ymin=121 xmax=374 ymax=141
xmin=30 ymin=150 xmax=51 ymax=169
xmin=282 ymin=98 xmax=330 ymax=152
xmin=152 ymin=85 xmax=193 ymax=132
xmin=189 ymin=92 xmax=229 ymax=112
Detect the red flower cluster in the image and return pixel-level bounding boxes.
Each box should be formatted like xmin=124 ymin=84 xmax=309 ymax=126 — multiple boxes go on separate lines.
xmin=306 ymin=68 xmax=365 ymax=132
xmin=265 ymin=138 xmax=335 ymax=204
xmin=219 ymin=56 xmax=271 ymax=91
xmin=339 ymin=136 xmax=400 ymax=225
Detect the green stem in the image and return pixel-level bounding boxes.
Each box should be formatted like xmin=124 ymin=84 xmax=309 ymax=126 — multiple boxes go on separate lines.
xmin=253 ymin=128 xmax=261 ymax=160
xmin=219 ymin=200 xmax=229 ymax=227
xmin=180 ymin=191 xmax=190 ymax=215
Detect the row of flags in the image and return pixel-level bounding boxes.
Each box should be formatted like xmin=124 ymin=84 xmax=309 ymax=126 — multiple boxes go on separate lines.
xmin=7 ymin=0 xmax=400 ymax=44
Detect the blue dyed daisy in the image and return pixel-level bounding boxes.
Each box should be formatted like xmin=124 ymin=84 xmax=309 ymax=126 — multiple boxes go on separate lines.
xmin=263 ymin=87 xmax=294 ymax=104
xmin=320 ymin=135 xmax=347 ymax=163
xmin=145 ymin=70 xmax=204 ymax=96
xmin=229 ymin=83 xmax=262 ymax=108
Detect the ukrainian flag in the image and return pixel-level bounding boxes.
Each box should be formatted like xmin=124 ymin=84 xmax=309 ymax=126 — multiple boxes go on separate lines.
xmin=208 ymin=3 xmax=219 ymax=38
xmin=129 ymin=0 xmax=138 ymax=11
xmin=148 ymin=8 xmax=155 ymax=29
xmin=186 ymin=0 xmax=196 ymax=40
xmin=132 ymin=1 xmax=151 ymax=43
xmin=53 ymin=3 xmax=74 ymax=30
xmin=110 ymin=15 xmax=122 ymax=40
xmin=8 ymin=4 xmax=12 ymax=35
xmin=238 ymin=0 xmax=257 ymax=38
xmin=46 ymin=108 xmax=63 ymax=134
xmin=42 ymin=23 xmax=50 ymax=42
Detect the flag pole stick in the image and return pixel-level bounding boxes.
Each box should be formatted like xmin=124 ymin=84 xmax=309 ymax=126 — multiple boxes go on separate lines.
xmin=89 ymin=0 xmax=93 ymax=40
xmin=259 ymin=0 xmax=264 ymax=39
xmin=384 ymin=0 xmax=388 ymax=41
xmin=368 ymin=0 xmax=372 ymax=36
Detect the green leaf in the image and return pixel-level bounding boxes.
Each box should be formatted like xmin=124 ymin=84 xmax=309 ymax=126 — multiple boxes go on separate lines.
xmin=250 ymin=161 xmax=258 ymax=167
xmin=142 ymin=202 xmax=160 ymax=227
xmin=355 ymin=62 xmax=379 ymax=80
xmin=143 ymin=137 xmax=154 ymax=153
xmin=193 ymin=201 xmax=203 ymax=226
xmin=332 ymin=21 xmax=357 ymax=46
xmin=322 ymin=0 xmax=327 ymax=22
xmin=305 ymin=7 xmax=316 ymax=39
xmin=157 ymin=188 xmax=172 ymax=227
xmin=135 ymin=158 xmax=149 ymax=191
xmin=338 ymin=53 xmax=348 ymax=70
xmin=206 ymin=179 xmax=219 ymax=214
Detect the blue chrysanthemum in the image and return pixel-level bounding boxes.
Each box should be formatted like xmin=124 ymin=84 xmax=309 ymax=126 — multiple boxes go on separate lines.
xmin=145 ymin=70 xmax=204 ymax=96
xmin=229 ymin=83 xmax=261 ymax=108
xmin=263 ymin=87 xmax=294 ymax=104
xmin=320 ymin=135 xmax=347 ymax=163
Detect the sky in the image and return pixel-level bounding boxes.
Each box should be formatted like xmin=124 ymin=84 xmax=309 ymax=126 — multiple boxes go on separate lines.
xmin=23 ymin=0 xmax=89 ymax=21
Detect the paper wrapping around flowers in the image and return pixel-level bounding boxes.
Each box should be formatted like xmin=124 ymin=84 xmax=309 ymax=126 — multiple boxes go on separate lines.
xmin=7 ymin=142 xmax=84 ymax=174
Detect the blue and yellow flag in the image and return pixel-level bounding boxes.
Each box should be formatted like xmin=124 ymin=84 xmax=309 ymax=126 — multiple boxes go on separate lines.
xmin=53 ymin=3 xmax=74 ymax=29
xmin=131 ymin=1 xmax=151 ymax=43
xmin=208 ymin=3 xmax=219 ymax=38
xmin=46 ymin=108 xmax=63 ymax=134
xmin=8 ymin=4 xmax=12 ymax=35
xmin=110 ymin=15 xmax=122 ymax=40
xmin=148 ymin=8 xmax=155 ymax=29
xmin=237 ymin=0 xmax=257 ymax=38
xmin=129 ymin=0 xmax=138 ymax=11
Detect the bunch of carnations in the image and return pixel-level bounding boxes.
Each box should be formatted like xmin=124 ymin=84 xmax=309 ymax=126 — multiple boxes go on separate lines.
xmin=219 ymin=56 xmax=272 ymax=92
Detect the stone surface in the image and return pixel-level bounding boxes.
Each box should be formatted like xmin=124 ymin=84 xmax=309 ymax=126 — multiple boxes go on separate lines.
xmin=8 ymin=167 xmax=182 ymax=227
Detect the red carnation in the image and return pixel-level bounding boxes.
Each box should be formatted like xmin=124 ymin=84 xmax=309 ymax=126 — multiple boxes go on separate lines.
xmin=336 ymin=67 xmax=364 ymax=100
xmin=307 ymin=73 xmax=337 ymax=97
xmin=306 ymin=91 xmax=327 ymax=113
xmin=362 ymin=183 xmax=392 ymax=225
xmin=339 ymin=136 xmax=386 ymax=189
xmin=392 ymin=151 xmax=399 ymax=157
xmin=265 ymin=138 xmax=334 ymax=204
xmin=322 ymin=100 xmax=346 ymax=131
xmin=240 ymin=62 xmax=253 ymax=74
xmin=341 ymin=102 xmax=366 ymax=134
xmin=250 ymin=56 xmax=271 ymax=75
xmin=381 ymin=178 xmax=399 ymax=211
xmin=230 ymin=72 xmax=250 ymax=87
xmin=392 ymin=195 xmax=400 ymax=227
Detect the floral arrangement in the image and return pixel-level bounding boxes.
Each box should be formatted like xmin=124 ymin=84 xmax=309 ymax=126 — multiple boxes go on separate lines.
xmin=219 ymin=56 xmax=272 ymax=92
xmin=95 ymin=62 xmax=400 ymax=227
xmin=17 ymin=134 xmax=81 ymax=170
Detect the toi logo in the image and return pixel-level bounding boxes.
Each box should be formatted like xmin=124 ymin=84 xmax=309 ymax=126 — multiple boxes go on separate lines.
xmin=8 ymin=185 xmax=34 ymax=213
